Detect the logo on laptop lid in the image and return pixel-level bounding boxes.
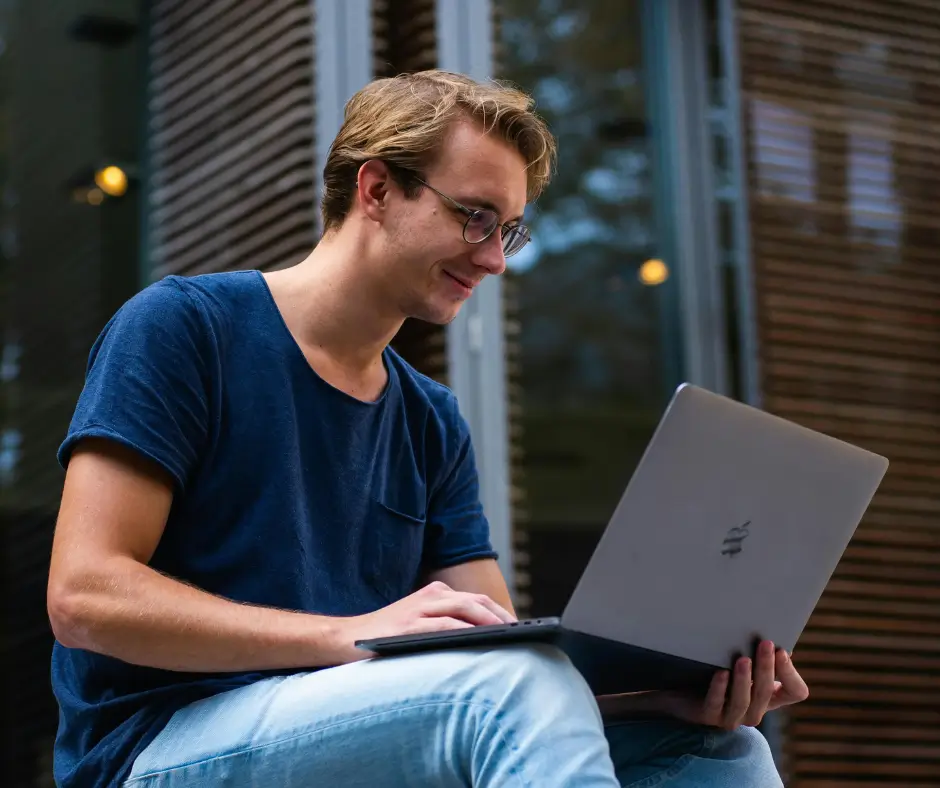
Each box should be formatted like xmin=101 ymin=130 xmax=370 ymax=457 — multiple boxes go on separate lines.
xmin=721 ymin=520 xmax=751 ymax=556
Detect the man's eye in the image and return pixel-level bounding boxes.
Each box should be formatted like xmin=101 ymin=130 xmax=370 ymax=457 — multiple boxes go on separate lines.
xmin=470 ymin=211 xmax=499 ymax=228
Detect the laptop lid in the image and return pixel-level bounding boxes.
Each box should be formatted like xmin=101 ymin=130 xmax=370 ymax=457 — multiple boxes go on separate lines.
xmin=560 ymin=383 xmax=888 ymax=669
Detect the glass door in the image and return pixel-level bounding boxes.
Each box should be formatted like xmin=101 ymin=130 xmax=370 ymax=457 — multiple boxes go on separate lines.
xmin=498 ymin=0 xmax=683 ymax=615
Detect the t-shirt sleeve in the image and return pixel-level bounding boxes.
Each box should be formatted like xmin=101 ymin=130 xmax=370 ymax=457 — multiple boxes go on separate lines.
xmin=422 ymin=397 xmax=499 ymax=569
xmin=57 ymin=277 xmax=211 ymax=491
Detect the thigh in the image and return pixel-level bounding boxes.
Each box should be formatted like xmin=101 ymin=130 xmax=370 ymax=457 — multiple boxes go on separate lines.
xmin=604 ymin=718 xmax=782 ymax=788
xmin=125 ymin=644 xmax=616 ymax=788
xmin=126 ymin=655 xmax=479 ymax=788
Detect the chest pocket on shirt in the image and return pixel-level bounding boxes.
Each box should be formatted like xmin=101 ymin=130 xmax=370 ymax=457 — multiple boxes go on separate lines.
xmin=364 ymin=498 xmax=426 ymax=604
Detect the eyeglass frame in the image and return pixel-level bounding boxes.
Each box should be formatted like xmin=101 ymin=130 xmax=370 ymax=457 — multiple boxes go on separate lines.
xmin=384 ymin=164 xmax=531 ymax=258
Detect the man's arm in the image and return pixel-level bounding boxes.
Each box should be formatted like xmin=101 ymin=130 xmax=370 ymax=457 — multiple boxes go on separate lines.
xmin=47 ymin=439 xmax=354 ymax=672
xmin=426 ymin=559 xmax=517 ymax=620
xmin=48 ymin=440 xmax=515 ymax=673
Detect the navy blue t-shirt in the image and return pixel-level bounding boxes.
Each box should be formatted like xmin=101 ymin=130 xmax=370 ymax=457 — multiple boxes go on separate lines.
xmin=52 ymin=270 xmax=497 ymax=787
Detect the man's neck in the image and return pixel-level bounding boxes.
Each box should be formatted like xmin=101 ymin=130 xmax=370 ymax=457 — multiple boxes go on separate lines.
xmin=263 ymin=236 xmax=403 ymax=377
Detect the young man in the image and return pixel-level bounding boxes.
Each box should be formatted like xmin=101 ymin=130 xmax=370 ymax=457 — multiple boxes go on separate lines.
xmin=48 ymin=70 xmax=807 ymax=787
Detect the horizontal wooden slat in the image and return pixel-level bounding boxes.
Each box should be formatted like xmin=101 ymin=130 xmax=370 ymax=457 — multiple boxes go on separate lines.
xmin=742 ymin=2 xmax=940 ymax=46
xmin=741 ymin=2 xmax=940 ymax=784
xmin=806 ymin=613 xmax=940 ymax=639
xmin=160 ymin=172 xmax=314 ymax=260
xmin=752 ymin=136 xmax=940 ymax=186
xmin=764 ymin=311 xmax=940 ymax=356
xmin=151 ymin=0 xmax=282 ymax=96
xmin=829 ymin=557 xmax=940 ymax=584
xmin=766 ymin=376 xmax=940 ymax=422
xmin=765 ymin=341 xmax=940 ymax=386
xmin=171 ymin=209 xmax=313 ymax=276
xmin=153 ymin=126 xmax=313 ymax=238
xmin=743 ymin=53 xmax=940 ymax=113
xmin=763 ymin=349 xmax=940 ymax=394
xmin=841 ymin=543 xmax=940 ymax=568
xmin=796 ymin=782 xmax=940 ymax=788
xmin=153 ymin=97 xmax=314 ymax=202
xmin=791 ymin=740 xmax=940 ymax=761
xmin=183 ymin=228 xmax=313 ymax=278
xmin=754 ymin=223 xmax=940 ymax=273
xmin=152 ymin=58 xmax=313 ymax=172
xmin=854 ymin=526 xmax=940 ymax=546
xmin=762 ymin=396 xmax=940 ymax=430
xmin=788 ymin=704 xmax=940 ymax=726
xmin=791 ymin=721 xmax=940 ymax=744
xmin=764 ymin=256 xmax=940 ymax=299
xmin=147 ymin=0 xmax=316 ymax=277
xmin=799 ymin=666 xmax=940 ymax=691
xmin=151 ymin=37 xmax=313 ymax=163
xmin=815 ymin=594 xmax=940 ymax=621
xmin=790 ymin=760 xmax=940 ymax=778
xmin=151 ymin=5 xmax=310 ymax=123
xmin=150 ymin=0 xmax=216 ymax=48
xmin=746 ymin=94 xmax=940 ymax=156
xmin=793 ymin=647 xmax=940 ymax=672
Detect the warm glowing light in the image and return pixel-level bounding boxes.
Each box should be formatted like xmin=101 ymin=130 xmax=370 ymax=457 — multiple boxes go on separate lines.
xmin=86 ymin=187 xmax=105 ymax=206
xmin=95 ymin=165 xmax=128 ymax=197
xmin=638 ymin=258 xmax=669 ymax=286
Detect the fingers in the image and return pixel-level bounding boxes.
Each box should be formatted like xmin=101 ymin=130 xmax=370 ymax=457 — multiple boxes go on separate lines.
xmin=475 ymin=594 xmax=517 ymax=624
xmin=432 ymin=592 xmax=503 ymax=627
xmin=426 ymin=598 xmax=502 ymax=626
xmin=722 ymin=656 xmax=753 ymax=729
xmin=410 ymin=616 xmax=475 ymax=634
xmin=439 ymin=595 xmax=505 ymax=626
xmin=702 ymin=670 xmax=731 ymax=724
xmin=419 ymin=583 xmax=511 ymax=626
xmin=768 ymin=648 xmax=809 ymax=710
xmin=676 ymin=644 xmax=807 ymax=731
xmin=742 ymin=640 xmax=776 ymax=726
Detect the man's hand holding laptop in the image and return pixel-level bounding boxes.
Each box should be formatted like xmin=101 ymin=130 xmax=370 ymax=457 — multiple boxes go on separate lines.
xmin=597 ymin=638 xmax=809 ymax=730
xmin=353 ymin=581 xmax=810 ymax=731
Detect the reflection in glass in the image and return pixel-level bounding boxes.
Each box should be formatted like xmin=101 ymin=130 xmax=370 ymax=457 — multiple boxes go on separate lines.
xmin=752 ymin=99 xmax=816 ymax=204
xmin=499 ymin=0 xmax=675 ymax=615
xmin=847 ymin=126 xmax=901 ymax=251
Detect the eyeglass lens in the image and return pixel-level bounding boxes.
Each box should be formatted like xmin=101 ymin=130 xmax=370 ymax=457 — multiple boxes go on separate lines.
xmin=464 ymin=211 xmax=529 ymax=257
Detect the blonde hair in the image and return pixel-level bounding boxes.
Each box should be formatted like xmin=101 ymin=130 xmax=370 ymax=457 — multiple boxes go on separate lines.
xmin=320 ymin=69 xmax=556 ymax=233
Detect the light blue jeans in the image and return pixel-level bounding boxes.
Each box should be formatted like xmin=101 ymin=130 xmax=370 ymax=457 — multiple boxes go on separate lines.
xmin=125 ymin=645 xmax=783 ymax=787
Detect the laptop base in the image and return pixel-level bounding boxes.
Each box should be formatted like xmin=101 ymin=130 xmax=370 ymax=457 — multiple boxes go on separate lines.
xmin=356 ymin=621 xmax=720 ymax=696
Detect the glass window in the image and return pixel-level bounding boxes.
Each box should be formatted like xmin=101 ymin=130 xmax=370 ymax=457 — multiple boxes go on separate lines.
xmin=0 ymin=2 xmax=143 ymax=512
xmin=498 ymin=0 xmax=681 ymax=616
xmin=0 ymin=3 xmax=145 ymax=784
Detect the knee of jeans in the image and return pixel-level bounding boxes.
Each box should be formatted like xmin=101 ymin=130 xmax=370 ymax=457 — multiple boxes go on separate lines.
xmin=718 ymin=725 xmax=777 ymax=769
xmin=463 ymin=644 xmax=595 ymax=712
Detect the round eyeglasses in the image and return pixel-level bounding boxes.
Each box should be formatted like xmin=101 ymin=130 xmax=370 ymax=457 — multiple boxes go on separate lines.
xmin=413 ymin=176 xmax=531 ymax=258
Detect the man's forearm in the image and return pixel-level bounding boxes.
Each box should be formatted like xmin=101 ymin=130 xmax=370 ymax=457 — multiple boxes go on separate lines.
xmin=49 ymin=556 xmax=351 ymax=672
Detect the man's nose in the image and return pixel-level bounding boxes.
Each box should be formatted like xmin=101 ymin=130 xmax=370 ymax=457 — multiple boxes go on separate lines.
xmin=471 ymin=233 xmax=507 ymax=276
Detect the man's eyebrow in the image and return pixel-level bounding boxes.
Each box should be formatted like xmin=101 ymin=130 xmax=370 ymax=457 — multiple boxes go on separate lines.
xmin=459 ymin=195 xmax=524 ymax=224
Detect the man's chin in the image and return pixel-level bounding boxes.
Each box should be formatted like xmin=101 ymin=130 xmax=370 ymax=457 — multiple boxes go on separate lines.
xmin=410 ymin=302 xmax=464 ymax=326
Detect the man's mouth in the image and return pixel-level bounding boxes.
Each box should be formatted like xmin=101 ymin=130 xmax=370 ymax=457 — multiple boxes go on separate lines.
xmin=444 ymin=271 xmax=476 ymax=290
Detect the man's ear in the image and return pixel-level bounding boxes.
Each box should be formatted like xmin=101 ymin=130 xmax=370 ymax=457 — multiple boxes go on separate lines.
xmin=356 ymin=160 xmax=394 ymax=223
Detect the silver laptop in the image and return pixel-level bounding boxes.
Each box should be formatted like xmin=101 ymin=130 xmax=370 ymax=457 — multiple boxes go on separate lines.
xmin=357 ymin=384 xmax=889 ymax=696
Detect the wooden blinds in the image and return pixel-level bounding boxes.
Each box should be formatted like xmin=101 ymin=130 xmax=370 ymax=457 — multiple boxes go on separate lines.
xmin=738 ymin=0 xmax=940 ymax=784
xmin=146 ymin=0 xmax=317 ymax=280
